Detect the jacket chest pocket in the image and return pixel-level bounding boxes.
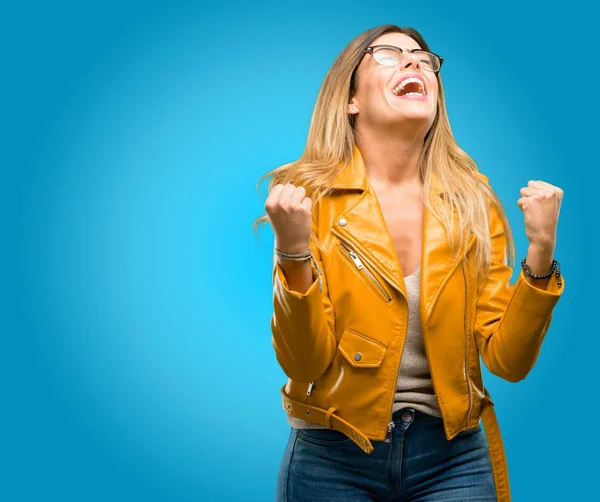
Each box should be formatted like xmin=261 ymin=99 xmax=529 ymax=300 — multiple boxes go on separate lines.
xmin=337 ymin=242 xmax=393 ymax=304
xmin=338 ymin=328 xmax=387 ymax=368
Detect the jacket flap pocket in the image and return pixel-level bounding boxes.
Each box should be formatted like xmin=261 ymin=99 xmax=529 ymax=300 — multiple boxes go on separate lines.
xmin=338 ymin=329 xmax=387 ymax=368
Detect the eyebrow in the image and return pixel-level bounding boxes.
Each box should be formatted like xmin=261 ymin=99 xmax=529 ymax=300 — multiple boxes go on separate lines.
xmin=378 ymin=45 xmax=423 ymax=51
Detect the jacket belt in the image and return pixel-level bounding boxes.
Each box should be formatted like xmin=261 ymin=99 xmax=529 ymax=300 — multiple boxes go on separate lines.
xmin=480 ymin=387 xmax=512 ymax=501
xmin=281 ymin=384 xmax=511 ymax=501
xmin=280 ymin=385 xmax=375 ymax=454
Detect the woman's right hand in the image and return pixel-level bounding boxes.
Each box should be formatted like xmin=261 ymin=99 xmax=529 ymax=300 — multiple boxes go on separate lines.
xmin=265 ymin=181 xmax=313 ymax=254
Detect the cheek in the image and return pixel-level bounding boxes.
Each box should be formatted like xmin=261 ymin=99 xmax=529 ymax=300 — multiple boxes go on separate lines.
xmin=365 ymin=70 xmax=391 ymax=93
xmin=429 ymin=79 xmax=439 ymax=98
xmin=362 ymin=83 xmax=387 ymax=110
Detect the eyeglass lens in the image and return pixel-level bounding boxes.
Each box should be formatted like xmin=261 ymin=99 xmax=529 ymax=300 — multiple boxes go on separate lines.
xmin=372 ymin=48 xmax=439 ymax=71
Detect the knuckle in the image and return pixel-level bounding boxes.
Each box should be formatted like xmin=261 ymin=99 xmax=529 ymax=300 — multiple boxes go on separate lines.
xmin=266 ymin=198 xmax=283 ymax=211
xmin=265 ymin=197 xmax=277 ymax=208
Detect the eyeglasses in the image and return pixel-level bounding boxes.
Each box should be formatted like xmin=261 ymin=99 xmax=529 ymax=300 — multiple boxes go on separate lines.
xmin=364 ymin=45 xmax=444 ymax=73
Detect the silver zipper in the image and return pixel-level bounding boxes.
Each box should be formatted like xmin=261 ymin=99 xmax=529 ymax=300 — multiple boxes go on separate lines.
xmin=307 ymin=380 xmax=315 ymax=396
xmin=339 ymin=242 xmax=392 ymax=302
xmin=384 ymin=421 xmax=395 ymax=442
xmin=462 ymin=260 xmax=473 ymax=425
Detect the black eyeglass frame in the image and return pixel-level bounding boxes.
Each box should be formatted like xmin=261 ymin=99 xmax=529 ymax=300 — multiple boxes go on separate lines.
xmin=364 ymin=45 xmax=444 ymax=73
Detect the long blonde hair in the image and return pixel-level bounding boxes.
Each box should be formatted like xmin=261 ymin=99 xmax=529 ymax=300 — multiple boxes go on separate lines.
xmin=253 ymin=24 xmax=515 ymax=289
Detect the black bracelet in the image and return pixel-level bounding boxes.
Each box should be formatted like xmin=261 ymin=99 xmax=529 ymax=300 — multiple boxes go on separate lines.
xmin=521 ymin=257 xmax=562 ymax=288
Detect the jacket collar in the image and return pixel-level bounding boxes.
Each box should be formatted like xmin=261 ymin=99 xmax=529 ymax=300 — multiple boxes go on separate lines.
xmin=332 ymin=144 xmax=445 ymax=196
xmin=328 ymin=144 xmax=475 ymax=325
xmin=330 ymin=145 xmax=369 ymax=191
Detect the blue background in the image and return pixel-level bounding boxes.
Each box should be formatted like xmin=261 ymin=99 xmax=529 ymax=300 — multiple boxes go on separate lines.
xmin=3 ymin=1 xmax=596 ymax=500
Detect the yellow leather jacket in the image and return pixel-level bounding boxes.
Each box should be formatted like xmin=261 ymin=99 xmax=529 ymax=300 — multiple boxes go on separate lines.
xmin=270 ymin=146 xmax=564 ymax=501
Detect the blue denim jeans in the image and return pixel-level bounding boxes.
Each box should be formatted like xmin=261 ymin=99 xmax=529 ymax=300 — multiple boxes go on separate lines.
xmin=276 ymin=407 xmax=497 ymax=501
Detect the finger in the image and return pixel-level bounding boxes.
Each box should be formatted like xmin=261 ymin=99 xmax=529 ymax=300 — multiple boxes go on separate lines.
xmin=289 ymin=185 xmax=307 ymax=205
xmin=525 ymin=184 xmax=553 ymax=198
xmin=517 ymin=197 xmax=528 ymax=211
xmin=278 ymin=182 xmax=298 ymax=203
xmin=527 ymin=180 xmax=554 ymax=194
xmin=520 ymin=187 xmax=536 ymax=196
xmin=521 ymin=189 xmax=548 ymax=201
xmin=533 ymin=180 xmax=557 ymax=190
xmin=266 ymin=183 xmax=285 ymax=207
xmin=536 ymin=180 xmax=564 ymax=199
xmin=520 ymin=189 xmax=548 ymax=202
xmin=300 ymin=196 xmax=313 ymax=212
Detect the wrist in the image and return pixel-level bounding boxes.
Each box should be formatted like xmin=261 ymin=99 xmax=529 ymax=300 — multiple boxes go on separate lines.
xmin=524 ymin=245 xmax=553 ymax=274
xmin=527 ymin=238 xmax=555 ymax=254
xmin=275 ymin=242 xmax=310 ymax=255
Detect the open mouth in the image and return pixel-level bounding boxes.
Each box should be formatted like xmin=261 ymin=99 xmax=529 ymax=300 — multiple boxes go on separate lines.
xmin=392 ymin=77 xmax=426 ymax=97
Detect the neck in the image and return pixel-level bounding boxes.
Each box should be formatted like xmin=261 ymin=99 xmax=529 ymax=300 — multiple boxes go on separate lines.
xmin=355 ymin=125 xmax=425 ymax=191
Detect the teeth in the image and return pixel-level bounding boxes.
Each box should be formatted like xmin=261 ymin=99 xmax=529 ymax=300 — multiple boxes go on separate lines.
xmin=392 ymin=77 xmax=425 ymax=96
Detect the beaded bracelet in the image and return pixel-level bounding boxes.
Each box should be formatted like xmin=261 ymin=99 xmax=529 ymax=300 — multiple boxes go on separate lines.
xmin=521 ymin=257 xmax=562 ymax=288
xmin=275 ymin=247 xmax=323 ymax=292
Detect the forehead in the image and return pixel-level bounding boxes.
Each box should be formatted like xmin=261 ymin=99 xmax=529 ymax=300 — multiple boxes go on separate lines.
xmin=371 ymin=32 xmax=422 ymax=50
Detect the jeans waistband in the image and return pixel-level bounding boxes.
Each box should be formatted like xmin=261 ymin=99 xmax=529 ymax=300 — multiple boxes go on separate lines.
xmin=392 ymin=407 xmax=442 ymax=426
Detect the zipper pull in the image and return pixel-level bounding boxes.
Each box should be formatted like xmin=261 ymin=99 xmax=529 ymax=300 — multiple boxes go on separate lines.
xmin=384 ymin=421 xmax=395 ymax=442
xmin=307 ymin=381 xmax=315 ymax=396
xmin=348 ymin=250 xmax=364 ymax=270
xmin=341 ymin=242 xmax=364 ymax=270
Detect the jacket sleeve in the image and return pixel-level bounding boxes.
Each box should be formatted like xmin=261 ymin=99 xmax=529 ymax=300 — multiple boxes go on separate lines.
xmin=270 ymin=234 xmax=337 ymax=383
xmin=474 ymin=200 xmax=565 ymax=383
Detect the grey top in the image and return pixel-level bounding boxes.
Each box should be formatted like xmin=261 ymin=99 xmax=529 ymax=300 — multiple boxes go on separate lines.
xmin=286 ymin=265 xmax=440 ymax=431
xmin=391 ymin=266 xmax=441 ymax=417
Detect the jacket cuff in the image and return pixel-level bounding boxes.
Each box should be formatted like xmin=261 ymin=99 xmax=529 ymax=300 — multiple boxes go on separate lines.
xmin=517 ymin=267 xmax=565 ymax=297
xmin=274 ymin=259 xmax=321 ymax=299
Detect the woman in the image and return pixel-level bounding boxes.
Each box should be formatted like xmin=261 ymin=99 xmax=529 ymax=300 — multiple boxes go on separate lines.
xmin=253 ymin=24 xmax=564 ymax=502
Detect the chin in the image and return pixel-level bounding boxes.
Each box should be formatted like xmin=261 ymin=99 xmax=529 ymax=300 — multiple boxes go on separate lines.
xmin=393 ymin=111 xmax=433 ymax=122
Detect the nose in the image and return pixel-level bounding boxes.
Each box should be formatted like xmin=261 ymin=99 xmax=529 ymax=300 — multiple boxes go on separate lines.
xmin=401 ymin=50 xmax=422 ymax=70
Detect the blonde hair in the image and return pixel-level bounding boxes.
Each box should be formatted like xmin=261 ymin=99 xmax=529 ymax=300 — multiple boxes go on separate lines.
xmin=253 ymin=24 xmax=515 ymax=290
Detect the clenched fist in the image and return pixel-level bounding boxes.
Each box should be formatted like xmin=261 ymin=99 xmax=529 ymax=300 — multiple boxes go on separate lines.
xmin=517 ymin=180 xmax=563 ymax=249
xmin=265 ymin=181 xmax=314 ymax=254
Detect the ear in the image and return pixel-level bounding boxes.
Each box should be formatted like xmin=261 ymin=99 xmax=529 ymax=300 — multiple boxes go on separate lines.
xmin=347 ymin=98 xmax=359 ymax=115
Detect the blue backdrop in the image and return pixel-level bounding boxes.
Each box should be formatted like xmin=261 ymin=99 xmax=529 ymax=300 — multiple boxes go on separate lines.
xmin=3 ymin=1 xmax=596 ymax=500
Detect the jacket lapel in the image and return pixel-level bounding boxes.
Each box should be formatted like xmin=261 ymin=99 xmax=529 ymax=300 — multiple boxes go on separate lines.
xmin=420 ymin=196 xmax=476 ymax=326
xmin=330 ymin=145 xmax=476 ymax=324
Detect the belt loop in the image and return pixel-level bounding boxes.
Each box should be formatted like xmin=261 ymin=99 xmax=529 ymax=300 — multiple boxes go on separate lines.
xmin=325 ymin=407 xmax=337 ymax=428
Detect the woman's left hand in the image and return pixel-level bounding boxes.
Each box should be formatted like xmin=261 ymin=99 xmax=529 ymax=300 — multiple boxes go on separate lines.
xmin=517 ymin=180 xmax=564 ymax=249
